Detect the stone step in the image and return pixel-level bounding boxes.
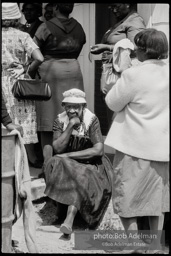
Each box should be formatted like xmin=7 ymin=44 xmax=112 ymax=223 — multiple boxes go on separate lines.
xmin=30 ymin=167 xmax=46 ymax=201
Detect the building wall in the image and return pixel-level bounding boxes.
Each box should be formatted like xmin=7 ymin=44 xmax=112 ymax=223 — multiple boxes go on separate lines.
xmin=19 ymin=3 xmax=169 ymax=113
xmin=138 ymin=4 xmax=169 ymax=43
xmin=70 ymin=4 xmax=95 ymax=112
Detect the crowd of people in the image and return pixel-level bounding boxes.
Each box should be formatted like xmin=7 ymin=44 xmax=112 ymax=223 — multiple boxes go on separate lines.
xmin=1 ymin=2 xmax=169 ymax=254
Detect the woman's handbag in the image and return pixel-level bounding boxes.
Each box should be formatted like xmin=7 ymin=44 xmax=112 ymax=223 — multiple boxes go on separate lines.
xmin=12 ymin=74 xmax=51 ymax=101
xmin=100 ymin=39 xmax=134 ymax=95
xmin=100 ymin=63 xmax=119 ymax=95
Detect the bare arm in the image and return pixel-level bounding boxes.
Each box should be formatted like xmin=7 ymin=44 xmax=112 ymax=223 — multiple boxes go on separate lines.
xmin=53 ymin=117 xmax=80 ymax=154
xmin=53 ymin=116 xmax=104 ymax=160
xmin=90 ymin=44 xmax=112 ymax=54
xmin=57 ymin=142 xmax=104 ymax=160
xmin=28 ymin=48 xmax=44 ymax=78
xmin=53 ymin=116 xmax=104 ymax=159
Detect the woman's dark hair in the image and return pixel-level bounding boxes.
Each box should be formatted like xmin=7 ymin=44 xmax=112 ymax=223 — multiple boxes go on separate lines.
xmin=2 ymin=19 xmax=20 ymax=28
xmin=134 ymin=28 xmax=168 ymax=59
xmin=22 ymin=3 xmax=42 ymax=17
xmin=56 ymin=3 xmax=74 ymax=16
xmin=44 ymin=3 xmax=54 ymax=11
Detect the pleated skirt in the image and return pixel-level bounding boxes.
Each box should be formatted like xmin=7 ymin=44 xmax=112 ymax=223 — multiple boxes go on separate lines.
xmin=112 ymin=150 xmax=170 ymax=217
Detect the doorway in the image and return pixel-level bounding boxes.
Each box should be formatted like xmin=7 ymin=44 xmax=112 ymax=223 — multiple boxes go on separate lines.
xmin=94 ymin=4 xmax=137 ymax=135
xmin=94 ymin=4 xmax=116 ymax=135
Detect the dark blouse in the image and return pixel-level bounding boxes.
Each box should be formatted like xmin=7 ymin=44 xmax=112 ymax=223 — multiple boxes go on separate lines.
xmin=34 ymin=17 xmax=86 ymax=59
xmin=20 ymin=19 xmax=43 ymax=38
xmin=53 ymin=115 xmax=103 ymax=146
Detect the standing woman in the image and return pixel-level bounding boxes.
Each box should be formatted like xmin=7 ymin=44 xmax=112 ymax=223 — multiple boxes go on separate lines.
xmin=44 ymin=3 xmax=54 ymax=21
xmin=91 ymin=3 xmax=146 ymax=54
xmin=91 ymin=3 xmax=146 ymax=128
xmin=2 ymin=3 xmax=44 ymax=145
xmin=20 ymin=3 xmax=44 ymax=168
xmin=105 ymin=28 xmax=169 ymax=253
xmin=20 ymin=3 xmax=43 ymax=38
xmin=33 ymin=3 xmax=86 ymax=155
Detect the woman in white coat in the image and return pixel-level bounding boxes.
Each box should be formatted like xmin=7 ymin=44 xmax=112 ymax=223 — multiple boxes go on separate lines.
xmin=105 ymin=28 xmax=169 ymax=253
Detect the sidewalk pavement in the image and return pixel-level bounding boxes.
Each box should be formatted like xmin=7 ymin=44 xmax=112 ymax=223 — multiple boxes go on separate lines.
xmin=12 ymin=154 xmax=169 ymax=254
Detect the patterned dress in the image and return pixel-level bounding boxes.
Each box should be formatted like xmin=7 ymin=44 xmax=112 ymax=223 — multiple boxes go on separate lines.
xmin=44 ymin=108 xmax=113 ymax=228
xmin=2 ymin=27 xmax=39 ymax=144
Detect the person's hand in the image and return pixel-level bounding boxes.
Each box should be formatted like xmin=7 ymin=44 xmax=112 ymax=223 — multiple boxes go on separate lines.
xmin=101 ymin=52 xmax=113 ymax=63
xmin=6 ymin=123 xmax=24 ymax=137
xmin=7 ymin=63 xmax=24 ymax=79
xmin=55 ymin=153 xmax=68 ymax=158
xmin=90 ymin=44 xmax=110 ymax=54
xmin=69 ymin=116 xmax=81 ymax=127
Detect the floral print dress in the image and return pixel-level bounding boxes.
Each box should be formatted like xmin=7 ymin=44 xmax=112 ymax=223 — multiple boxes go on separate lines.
xmin=2 ymin=27 xmax=39 ymax=144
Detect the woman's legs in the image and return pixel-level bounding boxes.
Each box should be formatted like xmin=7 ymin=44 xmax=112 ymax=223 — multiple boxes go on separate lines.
xmin=25 ymin=144 xmax=38 ymax=164
xmin=64 ymin=205 xmax=77 ymax=228
xmin=38 ymin=131 xmax=53 ymax=177
xmin=147 ymin=214 xmax=165 ymax=251
xmin=149 ymin=214 xmax=165 ymax=230
xmin=120 ymin=217 xmax=138 ymax=231
xmin=60 ymin=205 xmax=77 ymax=234
xmin=40 ymin=131 xmax=53 ymax=153
xmin=119 ymin=217 xmax=146 ymax=253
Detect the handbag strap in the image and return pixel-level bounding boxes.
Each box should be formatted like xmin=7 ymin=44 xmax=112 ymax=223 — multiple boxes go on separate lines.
xmin=24 ymin=65 xmax=42 ymax=80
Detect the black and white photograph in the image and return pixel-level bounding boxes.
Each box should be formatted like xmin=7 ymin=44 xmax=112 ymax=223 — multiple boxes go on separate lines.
xmin=1 ymin=2 xmax=169 ymax=254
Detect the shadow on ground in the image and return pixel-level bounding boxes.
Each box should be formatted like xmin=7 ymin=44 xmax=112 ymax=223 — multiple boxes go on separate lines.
xmin=33 ymin=197 xmax=89 ymax=231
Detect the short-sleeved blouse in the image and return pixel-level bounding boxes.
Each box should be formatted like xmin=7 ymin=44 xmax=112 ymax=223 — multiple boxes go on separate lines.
xmin=2 ymin=27 xmax=39 ymax=144
xmin=33 ymin=17 xmax=86 ymax=59
xmin=53 ymin=114 xmax=103 ymax=146
xmin=2 ymin=27 xmax=39 ymax=70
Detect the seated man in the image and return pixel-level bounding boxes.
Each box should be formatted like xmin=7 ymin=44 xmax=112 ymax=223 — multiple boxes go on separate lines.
xmin=42 ymin=88 xmax=113 ymax=235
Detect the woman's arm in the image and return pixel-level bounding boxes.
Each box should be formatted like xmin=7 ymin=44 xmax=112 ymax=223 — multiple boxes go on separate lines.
xmin=105 ymin=69 xmax=134 ymax=112
xmin=57 ymin=142 xmax=103 ymax=160
xmin=28 ymin=48 xmax=44 ymax=78
xmin=90 ymin=44 xmax=113 ymax=54
xmin=22 ymin=32 xmax=44 ymax=78
xmin=53 ymin=117 xmax=80 ymax=154
xmin=55 ymin=116 xmax=104 ymax=160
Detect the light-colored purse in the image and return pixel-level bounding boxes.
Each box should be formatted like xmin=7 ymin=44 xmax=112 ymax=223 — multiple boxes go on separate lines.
xmin=100 ymin=63 xmax=118 ymax=95
xmin=100 ymin=38 xmax=134 ymax=95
